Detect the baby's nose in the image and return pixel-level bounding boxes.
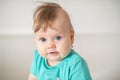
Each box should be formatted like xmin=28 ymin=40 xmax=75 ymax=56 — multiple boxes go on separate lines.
xmin=47 ymin=42 xmax=56 ymax=49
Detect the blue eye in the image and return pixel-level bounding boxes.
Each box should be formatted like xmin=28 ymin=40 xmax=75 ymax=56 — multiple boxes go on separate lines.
xmin=56 ymin=36 xmax=61 ymax=40
xmin=40 ymin=38 xmax=46 ymax=42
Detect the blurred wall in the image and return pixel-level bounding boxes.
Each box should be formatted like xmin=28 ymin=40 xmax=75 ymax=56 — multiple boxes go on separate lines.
xmin=0 ymin=0 xmax=120 ymax=80
xmin=0 ymin=0 xmax=120 ymax=34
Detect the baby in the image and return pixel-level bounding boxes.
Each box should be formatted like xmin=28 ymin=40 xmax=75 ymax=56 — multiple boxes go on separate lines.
xmin=28 ymin=2 xmax=92 ymax=80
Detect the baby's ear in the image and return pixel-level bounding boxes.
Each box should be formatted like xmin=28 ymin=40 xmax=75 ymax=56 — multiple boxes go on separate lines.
xmin=70 ymin=31 xmax=74 ymax=44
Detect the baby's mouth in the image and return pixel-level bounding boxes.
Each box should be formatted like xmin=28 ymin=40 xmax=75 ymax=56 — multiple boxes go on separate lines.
xmin=48 ymin=52 xmax=59 ymax=55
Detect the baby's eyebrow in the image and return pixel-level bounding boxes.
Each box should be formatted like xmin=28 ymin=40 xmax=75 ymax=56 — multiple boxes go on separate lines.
xmin=56 ymin=33 xmax=64 ymax=36
xmin=37 ymin=33 xmax=46 ymax=38
xmin=53 ymin=30 xmax=64 ymax=33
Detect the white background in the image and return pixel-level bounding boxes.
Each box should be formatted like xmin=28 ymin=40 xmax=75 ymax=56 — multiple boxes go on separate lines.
xmin=0 ymin=0 xmax=120 ymax=35
xmin=0 ymin=0 xmax=120 ymax=80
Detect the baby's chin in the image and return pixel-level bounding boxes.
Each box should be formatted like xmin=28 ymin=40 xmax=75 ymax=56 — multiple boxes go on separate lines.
xmin=45 ymin=50 xmax=71 ymax=61
xmin=47 ymin=56 xmax=63 ymax=61
xmin=47 ymin=54 xmax=68 ymax=61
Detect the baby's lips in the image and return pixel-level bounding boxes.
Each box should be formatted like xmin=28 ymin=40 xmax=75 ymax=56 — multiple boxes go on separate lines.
xmin=48 ymin=51 xmax=59 ymax=54
xmin=49 ymin=52 xmax=58 ymax=54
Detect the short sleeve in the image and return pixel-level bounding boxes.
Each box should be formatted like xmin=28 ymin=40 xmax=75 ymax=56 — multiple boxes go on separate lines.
xmin=70 ymin=58 xmax=92 ymax=80
xmin=30 ymin=50 xmax=40 ymax=76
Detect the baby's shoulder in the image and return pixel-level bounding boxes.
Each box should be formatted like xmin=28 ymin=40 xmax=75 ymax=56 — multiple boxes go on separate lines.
xmin=68 ymin=49 xmax=84 ymax=63
xmin=65 ymin=49 xmax=87 ymax=68
xmin=34 ymin=49 xmax=42 ymax=58
xmin=65 ymin=49 xmax=87 ymax=71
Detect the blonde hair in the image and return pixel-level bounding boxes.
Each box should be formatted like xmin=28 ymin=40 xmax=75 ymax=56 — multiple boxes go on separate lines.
xmin=33 ymin=2 xmax=74 ymax=33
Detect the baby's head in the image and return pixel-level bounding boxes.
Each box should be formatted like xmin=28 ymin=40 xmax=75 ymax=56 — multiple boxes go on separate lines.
xmin=33 ymin=2 xmax=74 ymax=64
xmin=33 ymin=2 xmax=74 ymax=33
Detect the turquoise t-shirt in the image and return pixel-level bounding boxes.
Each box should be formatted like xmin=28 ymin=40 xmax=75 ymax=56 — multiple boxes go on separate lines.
xmin=30 ymin=49 xmax=92 ymax=80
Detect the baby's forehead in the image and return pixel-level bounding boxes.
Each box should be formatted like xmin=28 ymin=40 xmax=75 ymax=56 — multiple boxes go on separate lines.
xmin=38 ymin=26 xmax=68 ymax=33
xmin=35 ymin=23 xmax=70 ymax=34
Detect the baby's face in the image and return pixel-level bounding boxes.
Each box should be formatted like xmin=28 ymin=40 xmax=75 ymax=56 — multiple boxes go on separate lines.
xmin=35 ymin=13 xmax=74 ymax=64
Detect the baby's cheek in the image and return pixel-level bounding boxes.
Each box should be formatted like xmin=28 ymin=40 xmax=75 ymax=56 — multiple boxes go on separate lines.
xmin=61 ymin=44 xmax=71 ymax=53
xmin=37 ymin=46 xmax=46 ymax=56
xmin=38 ymin=50 xmax=47 ymax=58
